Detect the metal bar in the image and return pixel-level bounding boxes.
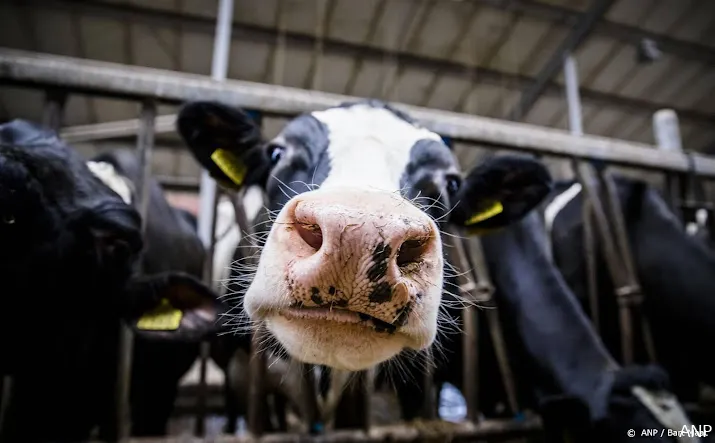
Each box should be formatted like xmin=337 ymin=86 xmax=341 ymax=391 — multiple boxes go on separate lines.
xmin=653 ymin=109 xmax=684 ymax=153
xmin=508 ymin=0 xmax=615 ymax=121
xmin=421 ymin=357 xmax=436 ymax=420
xmin=157 ymin=176 xmax=201 ymax=193
xmin=653 ymin=109 xmax=687 ymax=219
xmin=41 ymin=88 xmax=67 ymax=132
xmin=197 ymin=0 xmax=233 ymax=250
xmin=115 ymin=100 xmax=157 ymax=442
xmin=60 ymin=114 xmax=176 ymax=143
xmin=194 ymin=186 xmax=220 ymax=437
xmin=563 ymin=54 xmax=583 ymax=136
xmin=461 ymin=235 xmax=520 ymax=416
xmin=299 ymin=364 xmax=321 ymax=434
xmin=331 ymin=370 xmax=372 ymax=431
xmin=111 ymin=417 xmax=541 ymax=443
xmin=582 ymin=199 xmax=600 ymax=335
xmin=444 ymin=227 xmax=481 ymax=422
xmin=194 ymin=0 xmax=233 ymax=435
xmin=3 ymin=50 xmax=715 ymax=178
xmin=573 ymin=162 xmax=636 ymax=364
xmin=247 ymin=327 xmax=267 ymax=437
xmin=7 ymin=0 xmax=715 ymax=127
xmin=600 ymin=168 xmax=657 ymax=364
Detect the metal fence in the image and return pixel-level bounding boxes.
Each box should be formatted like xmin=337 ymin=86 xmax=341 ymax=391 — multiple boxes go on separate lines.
xmin=1 ymin=44 xmax=714 ymax=443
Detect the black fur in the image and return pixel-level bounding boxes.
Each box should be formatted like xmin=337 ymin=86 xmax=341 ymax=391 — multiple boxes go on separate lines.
xmin=0 ymin=120 xmax=225 ymax=441
xmin=550 ymin=176 xmax=715 ymax=409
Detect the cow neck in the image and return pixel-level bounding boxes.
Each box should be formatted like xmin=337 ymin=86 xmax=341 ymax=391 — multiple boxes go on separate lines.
xmin=480 ymin=211 xmax=618 ymax=421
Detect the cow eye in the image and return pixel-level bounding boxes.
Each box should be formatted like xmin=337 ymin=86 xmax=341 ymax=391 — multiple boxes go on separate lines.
xmin=445 ymin=175 xmax=461 ymax=196
xmin=267 ymin=144 xmax=285 ymax=165
xmin=2 ymin=214 xmax=15 ymax=225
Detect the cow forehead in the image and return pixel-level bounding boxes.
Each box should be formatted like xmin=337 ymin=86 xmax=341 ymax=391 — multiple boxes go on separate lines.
xmin=304 ymin=104 xmax=445 ymax=191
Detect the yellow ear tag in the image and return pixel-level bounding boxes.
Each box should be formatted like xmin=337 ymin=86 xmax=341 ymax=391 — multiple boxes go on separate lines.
xmin=136 ymin=299 xmax=183 ymax=331
xmin=465 ymin=201 xmax=504 ymax=226
xmin=210 ymin=148 xmax=247 ymax=186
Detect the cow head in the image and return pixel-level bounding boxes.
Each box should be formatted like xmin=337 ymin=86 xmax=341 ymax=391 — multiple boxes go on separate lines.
xmin=178 ymin=100 xmax=552 ymax=370
xmin=0 ymin=120 xmax=222 ymax=371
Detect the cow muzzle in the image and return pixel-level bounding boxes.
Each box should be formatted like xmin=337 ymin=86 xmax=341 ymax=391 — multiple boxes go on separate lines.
xmin=243 ymin=187 xmax=444 ymax=370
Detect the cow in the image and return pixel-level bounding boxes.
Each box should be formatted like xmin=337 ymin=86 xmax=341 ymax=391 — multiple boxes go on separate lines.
xmin=545 ymin=176 xmax=715 ymax=411
xmin=176 ymin=100 xmax=698 ymax=441
xmin=390 ymin=209 xmax=698 ymax=442
xmin=176 ymin=99 xmax=553 ymax=373
xmin=0 ymin=119 xmax=226 ymax=442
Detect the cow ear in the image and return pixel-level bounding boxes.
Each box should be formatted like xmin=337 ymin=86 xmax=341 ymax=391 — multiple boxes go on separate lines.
xmin=449 ymin=155 xmax=552 ymax=235
xmin=125 ymin=272 xmax=226 ymax=342
xmin=177 ymin=101 xmax=266 ymax=191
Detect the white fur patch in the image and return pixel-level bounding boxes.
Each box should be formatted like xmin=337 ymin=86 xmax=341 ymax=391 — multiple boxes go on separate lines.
xmin=212 ymin=196 xmax=241 ymax=295
xmin=544 ymin=182 xmax=582 ymax=237
xmin=211 ymin=186 xmax=265 ymax=295
xmin=86 ymin=161 xmax=133 ymax=205
xmin=311 ymin=105 xmax=443 ymax=192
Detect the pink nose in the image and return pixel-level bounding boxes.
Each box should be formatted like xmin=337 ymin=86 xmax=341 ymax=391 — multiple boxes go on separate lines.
xmin=279 ymin=189 xmax=441 ymax=328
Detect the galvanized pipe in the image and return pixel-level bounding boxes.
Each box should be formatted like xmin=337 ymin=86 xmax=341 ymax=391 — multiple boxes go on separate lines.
xmin=653 ymin=109 xmax=688 ymax=220
xmin=3 ymin=49 xmax=715 ymax=179
xmin=115 ymin=100 xmax=157 ymax=442
xmin=41 ymin=88 xmax=67 ymax=133
xmin=653 ymin=110 xmax=683 ymax=153
xmin=114 ymin=416 xmax=542 ymax=442
xmin=563 ymin=54 xmax=583 ymax=137
xmin=194 ymin=0 xmax=234 ymax=435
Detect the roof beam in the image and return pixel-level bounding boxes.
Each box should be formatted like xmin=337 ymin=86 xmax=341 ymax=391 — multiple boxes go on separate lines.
xmin=469 ymin=0 xmax=715 ymax=65
xmin=16 ymin=0 xmax=715 ymax=128
xmin=507 ymin=0 xmax=616 ymax=121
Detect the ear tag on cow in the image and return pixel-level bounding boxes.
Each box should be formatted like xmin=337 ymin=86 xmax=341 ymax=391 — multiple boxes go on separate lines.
xmin=136 ymin=298 xmax=183 ymax=331
xmin=210 ymin=148 xmax=247 ymax=186
xmin=465 ymin=201 xmax=504 ymax=226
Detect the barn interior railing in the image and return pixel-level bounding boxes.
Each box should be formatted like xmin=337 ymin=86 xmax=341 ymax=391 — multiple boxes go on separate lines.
xmin=1 ymin=47 xmax=714 ymax=443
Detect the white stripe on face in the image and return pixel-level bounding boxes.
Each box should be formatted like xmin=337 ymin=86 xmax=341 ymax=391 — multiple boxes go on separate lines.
xmin=86 ymin=161 xmax=134 ymax=205
xmin=311 ymin=104 xmax=444 ymax=192
xmin=544 ymin=182 xmax=582 ymax=236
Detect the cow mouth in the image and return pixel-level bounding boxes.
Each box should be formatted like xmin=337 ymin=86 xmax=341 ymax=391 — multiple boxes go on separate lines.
xmin=278 ymin=306 xmax=398 ymax=334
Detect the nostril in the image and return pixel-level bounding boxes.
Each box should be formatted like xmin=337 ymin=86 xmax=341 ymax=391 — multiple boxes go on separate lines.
xmin=296 ymin=222 xmax=323 ymax=251
xmin=396 ymin=237 xmax=430 ymax=268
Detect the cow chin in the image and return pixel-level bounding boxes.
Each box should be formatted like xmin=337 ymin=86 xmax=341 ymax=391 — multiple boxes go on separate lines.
xmin=245 ymin=281 xmax=440 ymax=370
xmin=265 ymin=315 xmax=410 ymax=371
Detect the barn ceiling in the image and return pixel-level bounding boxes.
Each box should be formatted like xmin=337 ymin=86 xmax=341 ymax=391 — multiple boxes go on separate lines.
xmin=1 ymin=0 xmax=714 ymax=182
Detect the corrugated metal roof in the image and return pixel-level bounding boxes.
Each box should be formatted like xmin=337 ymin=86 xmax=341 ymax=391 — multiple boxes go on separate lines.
xmin=1 ymin=0 xmax=714 ymax=181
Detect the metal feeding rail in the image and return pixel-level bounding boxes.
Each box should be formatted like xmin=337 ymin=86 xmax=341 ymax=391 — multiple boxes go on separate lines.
xmin=2 ymin=48 xmax=715 ymax=178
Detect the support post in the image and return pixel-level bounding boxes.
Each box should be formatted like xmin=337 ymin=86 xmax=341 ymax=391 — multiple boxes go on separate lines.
xmin=41 ymin=88 xmax=67 ymax=133
xmin=654 ymin=109 xmax=684 ymax=218
xmin=446 ymin=230 xmax=481 ymax=422
xmin=115 ymin=100 xmax=156 ymax=442
xmin=653 ymin=109 xmax=683 ymax=153
xmin=195 ymin=0 xmax=234 ymax=436
xmin=564 ymin=55 xmax=583 ymax=137
xmin=247 ymin=326 xmax=266 ymax=437
xmin=563 ymin=53 xmax=604 ymax=332
xmin=194 ymin=187 xmax=220 ymax=436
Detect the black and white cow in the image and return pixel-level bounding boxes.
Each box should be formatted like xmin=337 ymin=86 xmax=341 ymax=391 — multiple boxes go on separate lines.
xmin=0 ymin=120 xmax=226 ymax=442
xmin=178 ymin=100 xmax=700 ymax=441
xmin=545 ymin=176 xmax=715 ymax=408
xmin=392 ymin=209 xmax=697 ymax=442
xmin=176 ymin=99 xmax=552 ymax=372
